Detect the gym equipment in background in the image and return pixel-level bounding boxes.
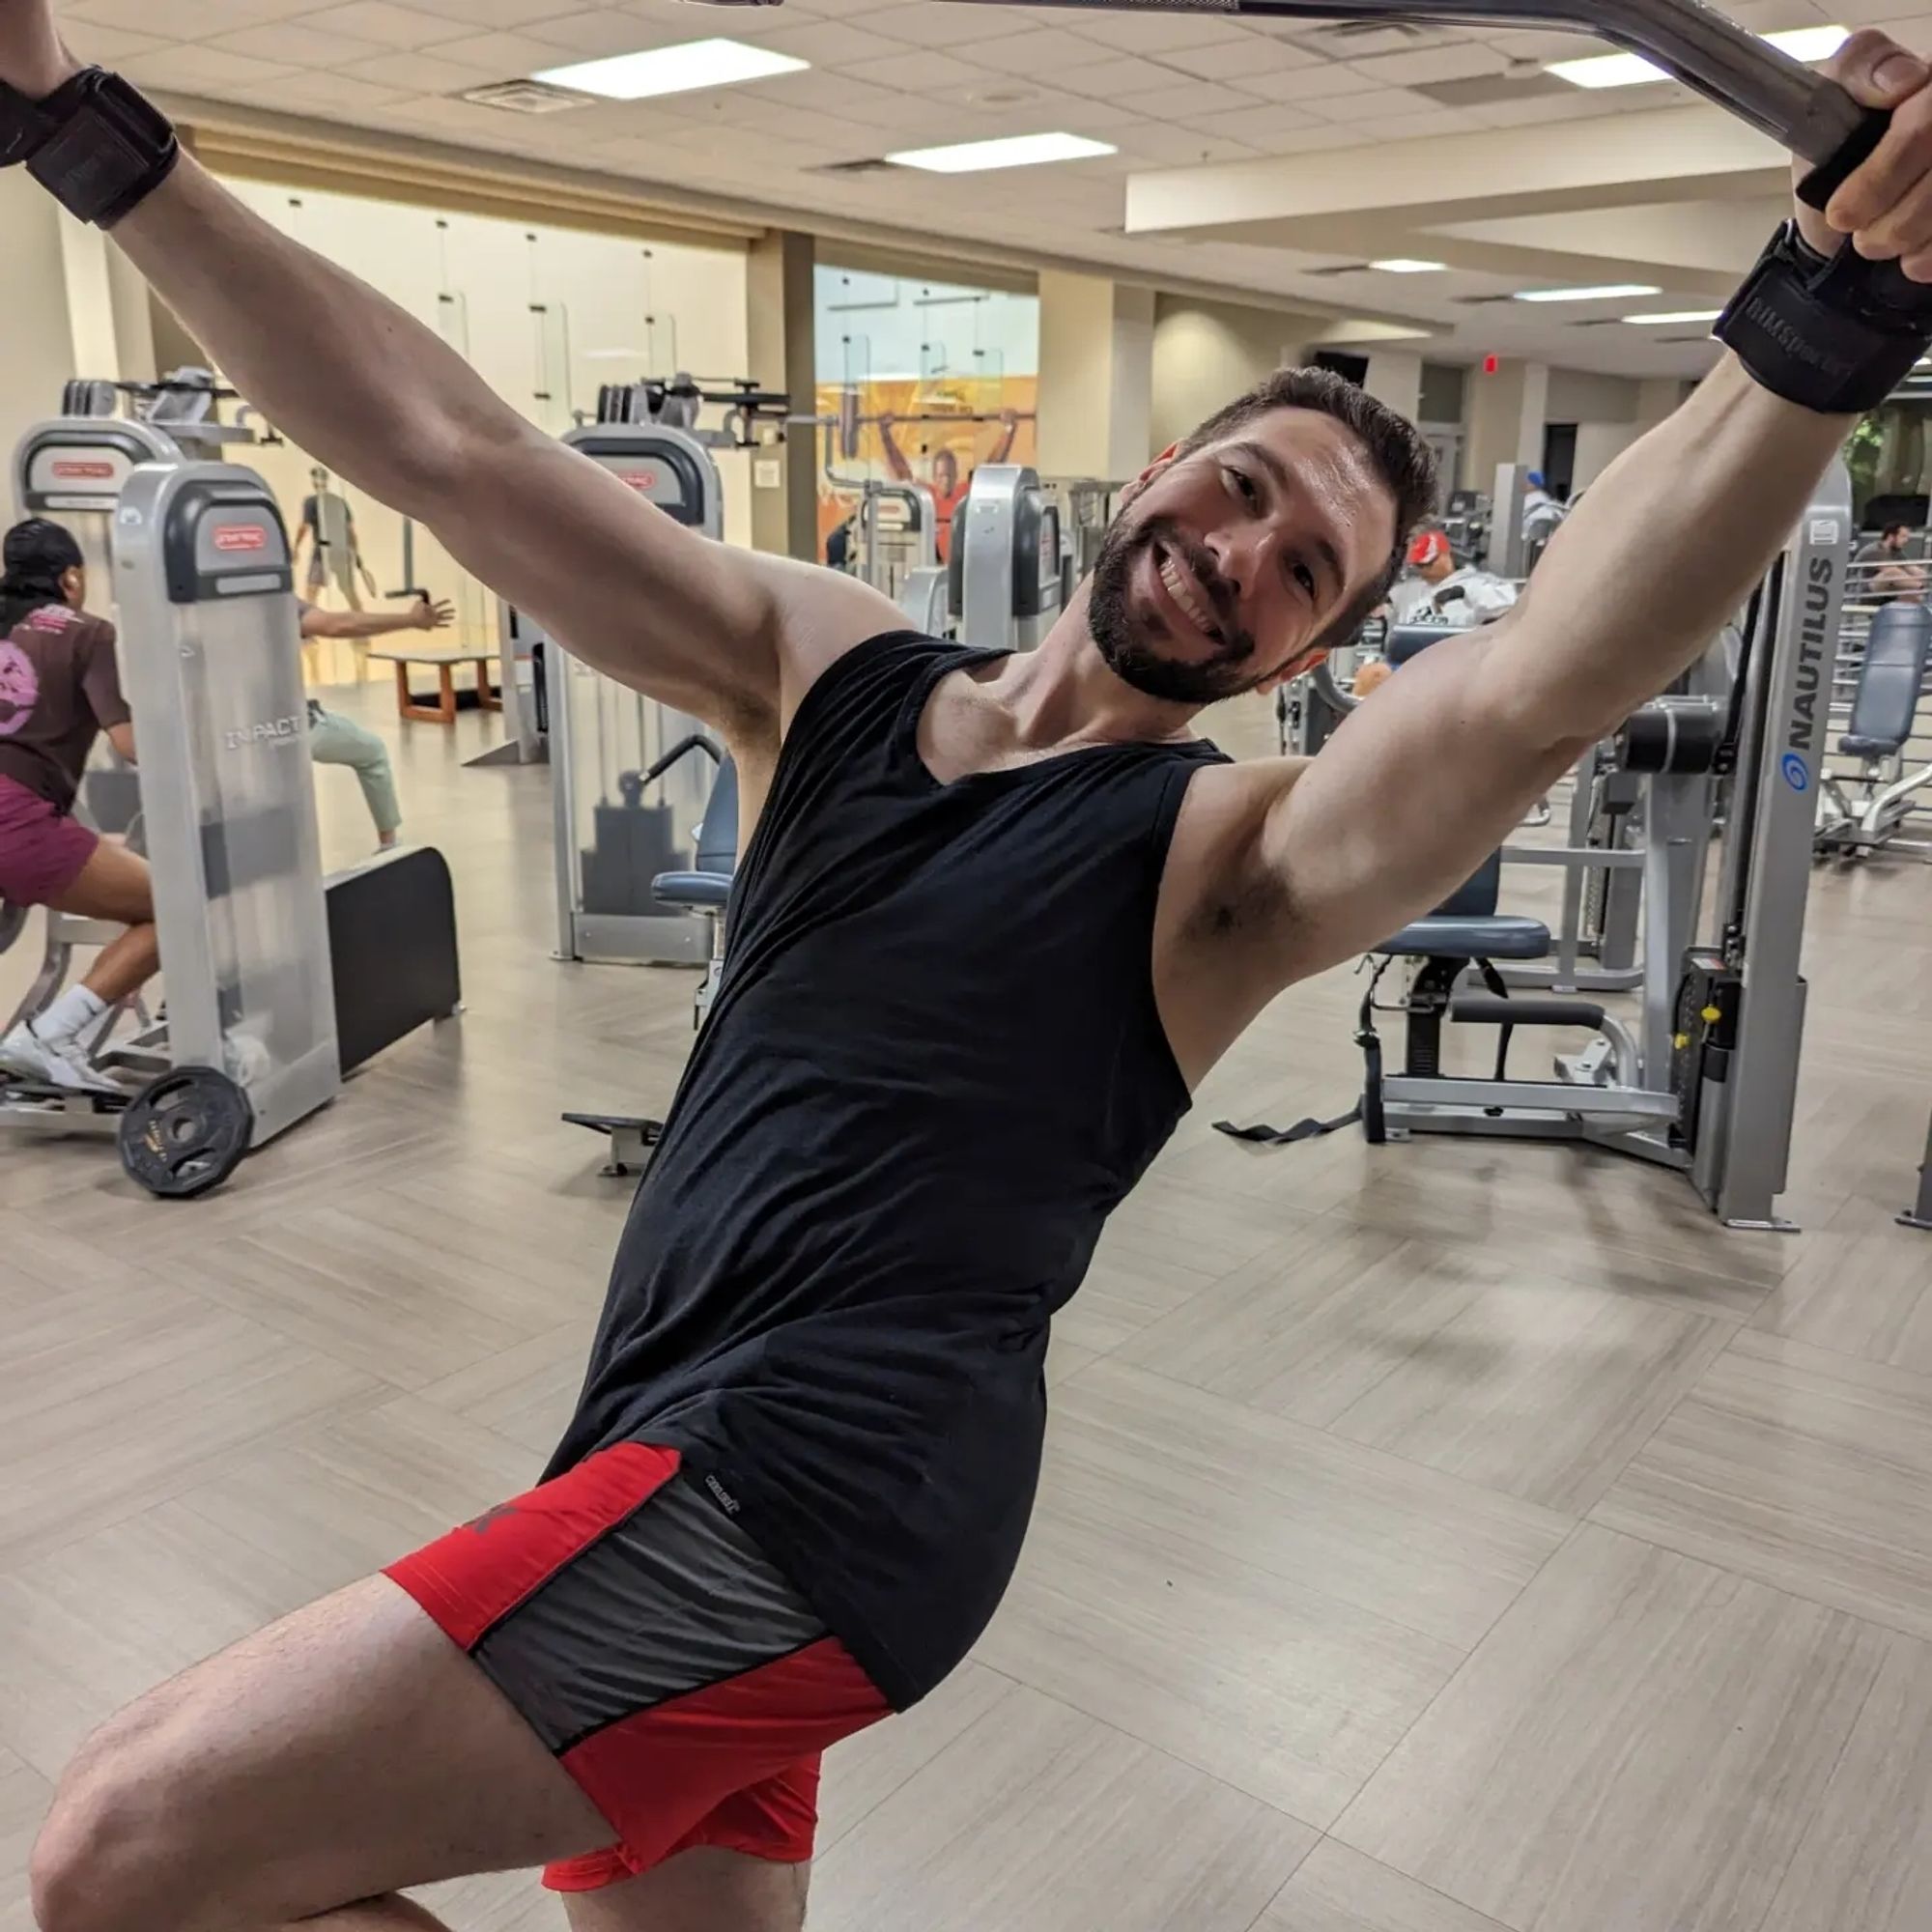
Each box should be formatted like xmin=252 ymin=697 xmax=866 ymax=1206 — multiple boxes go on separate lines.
xmin=521 ymin=420 xmax=724 ymax=967
xmin=1238 ymin=467 xmax=1850 ymax=1233
xmin=948 ymin=465 xmax=1065 ymax=652
xmin=1814 ymin=601 xmax=1932 ymax=860
xmin=1904 ymin=1106 xmax=1932 ymax=1231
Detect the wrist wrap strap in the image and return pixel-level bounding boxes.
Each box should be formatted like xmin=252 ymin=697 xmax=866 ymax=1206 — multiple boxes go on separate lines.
xmin=1717 ymin=220 xmax=1932 ymax=415
xmin=0 ymin=67 xmax=178 ymax=228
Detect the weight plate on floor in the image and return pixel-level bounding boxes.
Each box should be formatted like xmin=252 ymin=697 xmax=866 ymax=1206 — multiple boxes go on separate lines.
xmin=118 ymin=1065 xmax=254 ymax=1200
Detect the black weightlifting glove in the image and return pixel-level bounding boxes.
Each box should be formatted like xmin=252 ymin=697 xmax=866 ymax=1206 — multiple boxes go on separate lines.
xmin=1717 ymin=219 xmax=1932 ymax=415
xmin=0 ymin=66 xmax=178 ymax=227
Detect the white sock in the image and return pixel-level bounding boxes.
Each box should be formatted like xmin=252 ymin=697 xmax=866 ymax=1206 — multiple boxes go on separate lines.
xmin=35 ymin=985 xmax=107 ymax=1044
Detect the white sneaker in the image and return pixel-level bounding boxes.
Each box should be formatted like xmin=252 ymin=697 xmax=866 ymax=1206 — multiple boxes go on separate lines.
xmin=0 ymin=1021 xmax=123 ymax=1094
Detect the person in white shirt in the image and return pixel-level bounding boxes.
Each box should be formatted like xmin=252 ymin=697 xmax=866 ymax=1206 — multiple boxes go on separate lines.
xmin=1386 ymin=529 xmax=1519 ymax=628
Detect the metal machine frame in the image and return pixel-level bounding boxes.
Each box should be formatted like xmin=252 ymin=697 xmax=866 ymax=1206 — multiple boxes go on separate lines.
xmin=955 ymin=465 xmax=1065 ymax=653
xmin=1300 ymin=469 xmax=1848 ymax=1232
xmin=543 ymin=422 xmax=721 ymax=966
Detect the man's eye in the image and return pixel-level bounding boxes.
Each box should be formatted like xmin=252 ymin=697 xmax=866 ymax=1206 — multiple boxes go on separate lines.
xmin=1293 ymin=561 xmax=1317 ymax=598
xmin=1228 ymin=468 xmax=1258 ymax=504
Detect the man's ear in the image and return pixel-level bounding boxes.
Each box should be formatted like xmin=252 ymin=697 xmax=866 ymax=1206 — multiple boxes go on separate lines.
xmin=1116 ymin=443 xmax=1181 ymax=513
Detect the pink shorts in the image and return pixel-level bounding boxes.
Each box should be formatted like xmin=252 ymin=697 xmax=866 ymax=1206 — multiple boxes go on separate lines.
xmin=0 ymin=775 xmax=98 ymax=907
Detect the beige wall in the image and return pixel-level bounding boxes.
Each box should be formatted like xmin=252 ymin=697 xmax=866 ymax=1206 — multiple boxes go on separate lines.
xmin=1362 ymin=348 xmax=1423 ymax=423
xmin=1 ymin=178 xmax=104 ymax=514
xmin=1464 ymin=357 xmax=1548 ymax=489
xmin=1545 ymin=368 xmax=1639 ymax=424
xmin=1150 ymin=295 xmax=1296 ymax=452
xmin=1037 ymin=270 xmax=1154 ymax=480
xmin=219 ymin=176 xmax=753 ymax=652
xmin=1574 ymin=421 xmax=1641 ymax=491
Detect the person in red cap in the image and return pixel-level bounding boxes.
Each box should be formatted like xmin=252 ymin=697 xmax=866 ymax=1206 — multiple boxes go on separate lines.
xmin=1389 ymin=526 xmax=1519 ymax=629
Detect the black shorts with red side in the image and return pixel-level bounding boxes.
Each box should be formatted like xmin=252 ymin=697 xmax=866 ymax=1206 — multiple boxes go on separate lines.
xmin=384 ymin=1440 xmax=892 ymax=1891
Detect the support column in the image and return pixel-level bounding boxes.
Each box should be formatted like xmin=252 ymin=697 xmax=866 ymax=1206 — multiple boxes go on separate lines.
xmin=1361 ymin=348 xmax=1423 ymax=423
xmin=1151 ymin=294 xmax=1295 ymax=453
xmin=747 ymin=228 xmax=816 ymax=561
xmin=1037 ymin=270 xmax=1153 ymax=481
xmin=1464 ymin=356 xmax=1550 ymax=491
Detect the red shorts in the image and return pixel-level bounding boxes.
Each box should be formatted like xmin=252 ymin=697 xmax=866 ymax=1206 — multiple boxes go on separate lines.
xmin=384 ymin=1442 xmax=891 ymax=1891
xmin=0 ymin=774 xmax=97 ymax=906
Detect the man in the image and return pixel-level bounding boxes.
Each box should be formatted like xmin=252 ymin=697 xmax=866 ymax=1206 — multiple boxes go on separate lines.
xmin=1386 ymin=526 xmax=1519 ymax=628
xmin=298 ymin=594 xmax=454 ymax=848
xmin=879 ymin=407 xmax=1019 ymax=560
xmin=11 ymin=11 xmax=1932 ymax=1931
xmin=0 ymin=518 xmax=155 ymax=1093
xmin=1855 ymin=518 xmax=1928 ymax=602
xmin=295 ymin=466 xmax=377 ymax=609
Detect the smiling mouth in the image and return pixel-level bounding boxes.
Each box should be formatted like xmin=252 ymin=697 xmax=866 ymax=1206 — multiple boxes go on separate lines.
xmin=1156 ymin=546 xmax=1220 ymax=644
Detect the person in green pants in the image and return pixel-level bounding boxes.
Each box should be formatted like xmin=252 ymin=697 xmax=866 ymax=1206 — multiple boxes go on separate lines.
xmin=298 ymin=594 xmax=452 ymax=847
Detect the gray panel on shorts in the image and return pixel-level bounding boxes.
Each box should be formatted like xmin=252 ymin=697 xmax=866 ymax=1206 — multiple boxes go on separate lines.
xmin=472 ymin=1473 xmax=825 ymax=1754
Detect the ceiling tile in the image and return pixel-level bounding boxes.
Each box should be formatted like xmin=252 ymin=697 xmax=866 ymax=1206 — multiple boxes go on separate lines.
xmin=207 ymin=22 xmax=386 ymax=66
xmin=1116 ymin=124 xmax=1262 ymax=166
xmin=71 ymin=0 xmax=311 ymax=33
xmin=511 ymin=12 xmax=668 ymax=59
xmin=301 ymin=3 xmax=470 ymax=51
xmin=64 ymin=22 xmax=170 ymax=62
xmin=421 ymin=29 xmax=576 ymax=74
xmin=270 ymin=69 xmax=416 ymax=111
xmin=1054 ymin=53 xmax=1185 ymax=99
xmin=1111 ymin=76 xmax=1264 ymax=119
xmin=1178 ymin=100 xmax=1318 ymax=150
xmin=1065 ymin=14 xmax=1255 ymax=54
xmin=951 ymin=26 xmax=1124 ymax=71
xmin=751 ymin=18 xmax=898 ymax=65
xmin=855 ymin=1 xmax=1040 ymax=48
xmin=1350 ymin=42 xmax=1516 ymax=85
xmin=335 ymin=49 xmax=508 ymax=92
xmin=403 ymin=0 xmax=595 ymax=26
xmin=1157 ymin=31 xmax=1321 ymax=82
xmin=1300 ymin=84 xmax=1439 ymax=123
xmin=1236 ymin=62 xmax=1384 ymax=103
xmin=117 ymin=43 xmax=298 ymax=90
xmin=754 ymin=66 xmax=947 ymax=127
xmin=836 ymin=47 xmax=998 ymax=91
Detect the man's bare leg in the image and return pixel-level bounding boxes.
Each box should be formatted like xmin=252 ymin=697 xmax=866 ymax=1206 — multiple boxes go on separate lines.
xmin=565 ymin=1849 xmax=812 ymax=1932
xmin=29 ymin=1576 xmax=613 ymax=1932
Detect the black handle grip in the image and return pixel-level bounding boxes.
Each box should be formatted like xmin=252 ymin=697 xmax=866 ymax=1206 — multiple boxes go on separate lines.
xmin=1800 ymin=106 xmax=1890 ymax=210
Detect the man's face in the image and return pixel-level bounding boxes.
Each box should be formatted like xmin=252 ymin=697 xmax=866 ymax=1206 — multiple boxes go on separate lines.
xmin=1421 ymin=548 xmax=1455 ymax=584
xmin=933 ymin=451 xmax=959 ymax=495
xmin=61 ymin=565 xmax=86 ymax=611
xmin=1087 ymin=409 xmax=1396 ymax=706
xmin=1887 ymin=526 xmax=1910 ymax=553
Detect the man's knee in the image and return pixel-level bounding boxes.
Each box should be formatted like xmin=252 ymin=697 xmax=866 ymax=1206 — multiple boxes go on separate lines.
xmin=32 ymin=1695 xmax=221 ymax=1932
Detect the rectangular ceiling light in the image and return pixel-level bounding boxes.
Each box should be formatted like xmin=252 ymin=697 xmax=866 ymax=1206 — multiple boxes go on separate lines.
xmin=1550 ymin=24 xmax=1848 ymax=90
xmin=533 ymin=39 xmax=807 ymax=101
xmin=1515 ymin=283 xmax=1661 ymax=302
xmin=886 ymin=132 xmax=1117 ymax=173
xmin=1371 ymin=258 xmax=1447 ymax=273
xmin=1625 ymin=308 xmax=1723 ymax=325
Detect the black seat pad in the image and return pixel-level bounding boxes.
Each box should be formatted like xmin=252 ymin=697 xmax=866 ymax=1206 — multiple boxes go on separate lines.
xmin=653 ymin=870 xmax=731 ymax=910
xmin=1378 ymin=915 xmax=1550 ymax=960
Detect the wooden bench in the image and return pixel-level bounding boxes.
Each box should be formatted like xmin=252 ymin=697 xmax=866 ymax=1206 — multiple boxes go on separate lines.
xmin=364 ymin=644 xmax=502 ymax=725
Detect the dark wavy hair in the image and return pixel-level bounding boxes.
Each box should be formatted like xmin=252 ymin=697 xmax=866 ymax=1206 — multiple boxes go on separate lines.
xmin=1 ymin=519 xmax=85 ymax=633
xmin=1178 ymin=366 xmax=1438 ymax=649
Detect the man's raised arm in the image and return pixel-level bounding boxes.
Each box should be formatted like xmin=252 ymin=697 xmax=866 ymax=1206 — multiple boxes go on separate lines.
xmin=0 ymin=6 xmax=897 ymax=740
xmin=1260 ymin=30 xmax=1932 ymax=983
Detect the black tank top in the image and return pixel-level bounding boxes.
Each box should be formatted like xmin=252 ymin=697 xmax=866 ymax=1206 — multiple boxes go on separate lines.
xmin=546 ymin=633 xmax=1230 ymax=1707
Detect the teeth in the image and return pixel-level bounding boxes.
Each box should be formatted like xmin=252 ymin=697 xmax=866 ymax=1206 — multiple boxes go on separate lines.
xmin=1159 ymin=554 xmax=1214 ymax=636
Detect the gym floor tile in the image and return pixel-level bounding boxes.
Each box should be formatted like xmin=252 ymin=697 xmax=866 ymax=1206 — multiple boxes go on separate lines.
xmin=811 ymin=1685 xmax=1318 ymax=1932
xmin=1750 ymin=1190 xmax=1932 ymax=1375
xmin=1256 ymin=1840 xmax=1513 ymax=1932
xmin=1332 ymin=1525 xmax=1890 ymax=1932
xmin=1754 ymin=1628 xmax=1932 ymax=1932
xmin=0 ymin=1746 xmax=50 ymax=1932
xmin=975 ymin=1361 xmax=1568 ymax=1827
xmin=1593 ymin=1329 xmax=1932 ymax=1642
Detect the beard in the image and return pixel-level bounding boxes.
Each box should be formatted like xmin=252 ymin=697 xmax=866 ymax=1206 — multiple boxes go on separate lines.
xmin=1087 ymin=513 xmax=1267 ymax=705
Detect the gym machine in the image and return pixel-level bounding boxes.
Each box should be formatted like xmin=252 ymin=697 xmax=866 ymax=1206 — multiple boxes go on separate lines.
xmin=3 ymin=439 xmax=462 ymax=1197
xmin=1813 ymin=601 xmax=1932 ymax=860
xmin=854 ymin=481 xmax=940 ymax=604
xmin=951 ymin=465 xmax=1065 ymax=652
xmin=526 ymin=420 xmax=724 ymax=967
xmin=1904 ymin=1107 xmax=1932 ymax=1231
xmin=1237 ymin=468 xmax=1849 ymax=1232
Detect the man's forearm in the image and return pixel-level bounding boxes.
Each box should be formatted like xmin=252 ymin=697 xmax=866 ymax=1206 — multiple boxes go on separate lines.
xmin=303 ymin=611 xmax=426 ymax=641
xmin=110 ymin=155 xmax=516 ymax=519
xmin=1504 ymin=354 xmax=1850 ymax=741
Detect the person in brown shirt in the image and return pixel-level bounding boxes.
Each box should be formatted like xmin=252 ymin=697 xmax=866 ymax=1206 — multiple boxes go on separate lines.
xmin=0 ymin=518 xmax=157 ymax=1093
